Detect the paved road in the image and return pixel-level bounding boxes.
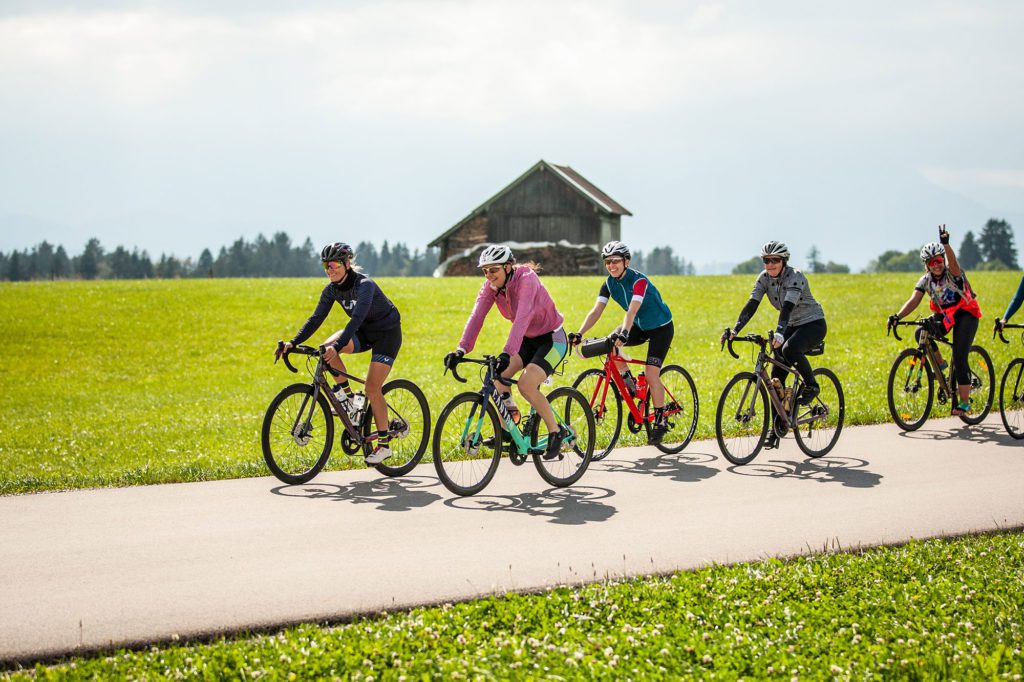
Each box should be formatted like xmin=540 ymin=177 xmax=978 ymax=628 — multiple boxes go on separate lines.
xmin=2 ymin=415 xmax=1022 ymax=663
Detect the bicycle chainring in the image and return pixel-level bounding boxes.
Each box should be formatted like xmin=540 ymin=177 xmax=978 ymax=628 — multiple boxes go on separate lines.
xmin=340 ymin=429 xmax=363 ymax=455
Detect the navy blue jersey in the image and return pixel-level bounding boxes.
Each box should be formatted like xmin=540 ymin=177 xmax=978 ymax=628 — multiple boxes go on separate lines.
xmin=290 ymin=272 xmax=401 ymax=349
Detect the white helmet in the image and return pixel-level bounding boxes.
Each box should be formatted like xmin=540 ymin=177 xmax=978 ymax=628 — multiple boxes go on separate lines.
xmin=920 ymin=242 xmax=945 ymax=263
xmin=601 ymin=240 xmax=631 ymax=260
xmin=760 ymin=240 xmax=790 ymax=260
xmin=478 ymin=244 xmax=514 ymax=268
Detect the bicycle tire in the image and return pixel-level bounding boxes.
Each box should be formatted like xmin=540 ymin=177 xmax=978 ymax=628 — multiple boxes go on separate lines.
xmin=999 ymin=357 xmax=1024 ymax=439
xmin=715 ymin=372 xmax=769 ymax=465
xmin=432 ymin=392 xmax=502 ymax=496
xmin=571 ymin=368 xmax=622 ymax=461
xmin=887 ymin=348 xmax=934 ymax=431
xmin=261 ymin=383 xmax=334 ymax=484
xmin=643 ymin=364 xmax=699 ymax=454
xmin=529 ymin=386 xmax=595 ymax=487
xmin=959 ymin=345 xmax=994 ymax=425
xmin=794 ymin=367 xmax=845 ymax=458
xmin=361 ymin=379 xmax=431 ymax=477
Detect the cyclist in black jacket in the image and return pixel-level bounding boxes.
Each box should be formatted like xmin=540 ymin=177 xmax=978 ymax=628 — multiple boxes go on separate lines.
xmin=275 ymin=242 xmax=402 ymax=465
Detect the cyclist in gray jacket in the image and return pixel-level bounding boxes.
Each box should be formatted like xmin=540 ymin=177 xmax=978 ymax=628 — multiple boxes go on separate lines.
xmin=720 ymin=241 xmax=827 ymax=447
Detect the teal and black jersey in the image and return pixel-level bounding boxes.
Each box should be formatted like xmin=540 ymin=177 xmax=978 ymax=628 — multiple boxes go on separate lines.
xmin=598 ymin=268 xmax=672 ymax=331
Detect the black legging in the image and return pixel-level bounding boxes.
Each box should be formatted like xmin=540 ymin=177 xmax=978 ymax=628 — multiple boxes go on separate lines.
xmin=772 ymin=319 xmax=827 ymax=388
xmin=915 ymin=309 xmax=979 ymax=386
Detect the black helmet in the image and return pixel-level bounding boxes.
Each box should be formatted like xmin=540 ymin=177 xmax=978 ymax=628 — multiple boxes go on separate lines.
xmin=321 ymin=242 xmax=353 ymax=262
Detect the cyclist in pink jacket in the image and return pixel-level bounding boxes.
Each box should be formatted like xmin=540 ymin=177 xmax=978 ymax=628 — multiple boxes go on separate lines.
xmin=444 ymin=245 xmax=571 ymax=458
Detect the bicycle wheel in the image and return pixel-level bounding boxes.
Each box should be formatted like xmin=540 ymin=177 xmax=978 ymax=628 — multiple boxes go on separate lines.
xmin=643 ymin=364 xmax=699 ymax=454
xmin=571 ymin=368 xmax=622 ymax=461
xmin=959 ymin=345 xmax=995 ymax=425
xmin=360 ymin=379 xmax=431 ymax=477
xmin=261 ymin=383 xmax=334 ymax=484
xmin=715 ymin=372 xmax=769 ymax=465
xmin=529 ymin=386 xmax=595 ymax=487
xmin=432 ymin=392 xmax=502 ymax=496
xmin=886 ymin=348 xmax=934 ymax=431
xmin=999 ymin=357 xmax=1024 ymax=439
xmin=794 ymin=367 xmax=845 ymax=458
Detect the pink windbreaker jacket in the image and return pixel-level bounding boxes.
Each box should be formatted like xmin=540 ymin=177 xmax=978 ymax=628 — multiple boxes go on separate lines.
xmin=458 ymin=267 xmax=565 ymax=356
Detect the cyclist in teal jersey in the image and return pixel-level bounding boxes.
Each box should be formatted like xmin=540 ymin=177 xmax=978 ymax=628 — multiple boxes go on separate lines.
xmin=568 ymin=241 xmax=675 ymax=444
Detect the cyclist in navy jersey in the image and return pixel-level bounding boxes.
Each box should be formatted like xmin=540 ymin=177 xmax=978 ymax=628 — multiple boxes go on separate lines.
xmin=568 ymin=241 xmax=675 ymax=444
xmin=275 ymin=242 xmax=402 ymax=465
xmin=995 ymin=273 xmax=1024 ymax=331
xmin=720 ymin=240 xmax=827 ymax=449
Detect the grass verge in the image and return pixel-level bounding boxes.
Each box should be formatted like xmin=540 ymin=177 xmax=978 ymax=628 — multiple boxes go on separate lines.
xmin=5 ymin=531 xmax=1023 ymax=680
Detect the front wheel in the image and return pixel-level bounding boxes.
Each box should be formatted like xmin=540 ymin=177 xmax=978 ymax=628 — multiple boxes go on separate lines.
xmin=794 ymin=368 xmax=845 ymax=458
xmin=571 ymin=368 xmax=622 ymax=461
xmin=999 ymin=357 xmax=1024 ymax=439
xmin=262 ymin=383 xmax=334 ymax=484
xmin=529 ymin=387 xmax=595 ymax=487
xmin=361 ymin=379 xmax=431 ymax=477
xmin=643 ymin=364 xmax=699 ymax=454
xmin=887 ymin=348 xmax=934 ymax=431
xmin=432 ymin=392 xmax=502 ymax=496
xmin=715 ymin=372 xmax=769 ymax=466
xmin=959 ymin=345 xmax=994 ymax=425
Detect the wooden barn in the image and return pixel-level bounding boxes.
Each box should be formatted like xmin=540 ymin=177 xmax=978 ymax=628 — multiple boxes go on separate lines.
xmin=430 ymin=160 xmax=632 ymax=276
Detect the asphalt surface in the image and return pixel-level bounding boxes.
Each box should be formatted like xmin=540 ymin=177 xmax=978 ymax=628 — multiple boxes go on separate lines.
xmin=1 ymin=415 xmax=1022 ymax=663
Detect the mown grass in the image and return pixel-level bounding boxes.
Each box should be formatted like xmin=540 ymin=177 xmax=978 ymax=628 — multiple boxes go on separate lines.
xmin=5 ymin=531 xmax=1022 ymax=680
xmin=1 ymin=272 xmax=1021 ymax=494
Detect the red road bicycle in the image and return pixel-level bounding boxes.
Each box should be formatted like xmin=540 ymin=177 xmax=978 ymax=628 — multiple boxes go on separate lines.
xmin=571 ymin=337 xmax=698 ymax=460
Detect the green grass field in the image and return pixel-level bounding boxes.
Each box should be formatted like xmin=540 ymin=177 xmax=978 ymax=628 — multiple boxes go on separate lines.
xmin=5 ymin=532 xmax=1022 ymax=680
xmin=1 ymin=271 xmax=1021 ymax=494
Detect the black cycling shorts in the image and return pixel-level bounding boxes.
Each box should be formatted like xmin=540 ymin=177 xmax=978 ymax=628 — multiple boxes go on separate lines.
xmin=516 ymin=327 xmax=569 ymax=376
xmin=620 ymin=321 xmax=674 ymax=368
xmin=351 ymin=324 xmax=403 ymax=366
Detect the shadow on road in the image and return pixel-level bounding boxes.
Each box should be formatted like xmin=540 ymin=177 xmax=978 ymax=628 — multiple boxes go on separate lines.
xmin=270 ymin=475 xmax=444 ymax=511
xmin=444 ymin=486 xmax=617 ymax=525
xmin=728 ymin=456 xmax=882 ymax=488
xmin=898 ymin=422 xmax=1020 ymax=447
xmin=594 ymin=450 xmax=719 ymax=483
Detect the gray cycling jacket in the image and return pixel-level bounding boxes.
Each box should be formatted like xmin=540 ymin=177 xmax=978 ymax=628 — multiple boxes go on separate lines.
xmin=736 ymin=266 xmax=825 ymax=333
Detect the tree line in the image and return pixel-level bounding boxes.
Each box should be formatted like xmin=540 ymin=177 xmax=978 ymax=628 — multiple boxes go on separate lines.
xmin=732 ymin=244 xmax=851 ymax=275
xmin=865 ymin=219 xmax=1019 ymax=273
xmin=0 ymin=234 xmax=440 ymax=281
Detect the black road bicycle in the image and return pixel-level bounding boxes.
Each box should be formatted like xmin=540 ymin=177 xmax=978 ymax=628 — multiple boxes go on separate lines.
xmin=886 ymin=319 xmax=993 ymax=431
xmin=715 ymin=331 xmax=845 ymax=465
xmin=432 ymin=355 xmax=595 ymax=497
xmin=995 ymin=321 xmax=1024 ymax=439
xmin=262 ymin=343 xmax=430 ymax=484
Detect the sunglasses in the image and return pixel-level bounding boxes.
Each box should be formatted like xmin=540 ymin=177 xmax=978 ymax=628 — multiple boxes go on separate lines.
xmin=927 ymin=256 xmax=945 ymax=268
xmin=481 ymin=265 xmax=504 ymax=275
xmin=603 ymin=257 xmax=624 ymax=266
xmin=762 ymin=257 xmax=783 ymax=264
xmin=322 ymin=261 xmax=343 ymax=271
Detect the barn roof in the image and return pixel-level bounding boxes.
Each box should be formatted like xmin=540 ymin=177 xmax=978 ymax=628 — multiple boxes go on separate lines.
xmin=429 ymin=160 xmax=632 ymax=248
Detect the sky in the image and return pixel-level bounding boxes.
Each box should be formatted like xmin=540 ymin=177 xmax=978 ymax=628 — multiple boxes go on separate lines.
xmin=1 ymin=1 xmax=1023 ymax=272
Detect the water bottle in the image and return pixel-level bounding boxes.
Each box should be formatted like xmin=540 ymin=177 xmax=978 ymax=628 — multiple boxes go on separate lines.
xmin=351 ymin=392 xmax=366 ymax=415
xmin=503 ymin=394 xmax=521 ymax=424
xmin=621 ymin=370 xmax=637 ymax=397
xmin=771 ymin=378 xmax=785 ymax=400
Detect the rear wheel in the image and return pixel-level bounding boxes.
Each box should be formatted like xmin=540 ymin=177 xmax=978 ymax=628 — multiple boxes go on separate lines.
xmin=643 ymin=364 xmax=699 ymax=454
xmin=361 ymin=379 xmax=430 ymax=477
xmin=794 ymin=368 xmax=845 ymax=458
xmin=999 ymin=357 xmax=1024 ymax=439
xmin=571 ymin=368 xmax=621 ymax=461
xmin=715 ymin=372 xmax=769 ymax=465
xmin=262 ymin=383 xmax=334 ymax=484
xmin=529 ymin=387 xmax=595 ymax=487
xmin=887 ymin=348 xmax=933 ymax=431
xmin=959 ymin=345 xmax=994 ymax=425
xmin=432 ymin=393 xmax=502 ymax=496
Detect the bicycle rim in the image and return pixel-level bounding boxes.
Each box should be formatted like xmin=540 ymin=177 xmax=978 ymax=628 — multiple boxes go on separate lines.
xmin=261 ymin=384 xmax=334 ymax=484
xmin=645 ymin=364 xmax=699 ymax=454
xmin=572 ymin=368 xmax=621 ymax=461
xmin=886 ymin=348 xmax=933 ymax=431
xmin=715 ymin=372 xmax=768 ymax=465
xmin=432 ymin=393 xmax=502 ymax=496
xmin=368 ymin=379 xmax=431 ymax=477
xmin=1000 ymin=358 xmax=1024 ymax=439
xmin=531 ymin=387 xmax=595 ymax=487
xmin=794 ymin=368 xmax=845 ymax=458
xmin=959 ymin=345 xmax=994 ymax=425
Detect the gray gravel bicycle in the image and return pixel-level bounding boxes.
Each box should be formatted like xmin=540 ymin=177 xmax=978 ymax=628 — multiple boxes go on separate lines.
xmin=262 ymin=342 xmax=430 ymax=484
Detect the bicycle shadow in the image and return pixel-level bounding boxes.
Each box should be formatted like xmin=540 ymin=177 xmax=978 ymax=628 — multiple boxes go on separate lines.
xmin=727 ymin=456 xmax=883 ymax=488
xmin=270 ymin=475 xmax=444 ymax=511
xmin=594 ymin=450 xmax=719 ymax=484
xmin=898 ymin=423 xmax=1021 ymax=448
xmin=444 ymin=486 xmax=618 ymax=525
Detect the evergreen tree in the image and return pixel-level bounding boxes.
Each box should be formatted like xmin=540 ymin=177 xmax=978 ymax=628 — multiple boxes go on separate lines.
xmin=807 ymin=245 xmax=823 ymax=273
xmin=7 ymin=251 xmax=25 ymax=281
xmin=76 ymin=238 xmax=103 ymax=280
xmin=196 ymin=249 xmax=214 ymax=277
xmin=978 ymin=218 xmax=1019 ymax=269
xmin=958 ymin=231 xmax=982 ymax=269
xmin=53 ymin=245 xmax=71 ymax=279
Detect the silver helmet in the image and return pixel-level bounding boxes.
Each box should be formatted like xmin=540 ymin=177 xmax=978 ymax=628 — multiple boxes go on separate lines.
xmin=601 ymin=240 xmax=631 ymax=260
xmin=477 ymin=244 xmax=514 ymax=268
xmin=760 ymin=240 xmax=790 ymax=260
xmin=920 ymin=242 xmax=945 ymax=263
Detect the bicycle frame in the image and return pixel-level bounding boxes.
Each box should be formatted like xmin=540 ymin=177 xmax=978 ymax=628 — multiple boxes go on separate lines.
xmin=594 ymin=351 xmax=651 ymax=423
xmin=889 ymin=320 xmax=958 ymax=400
xmin=279 ymin=343 xmax=367 ymax=441
xmin=725 ymin=333 xmax=815 ymax=430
